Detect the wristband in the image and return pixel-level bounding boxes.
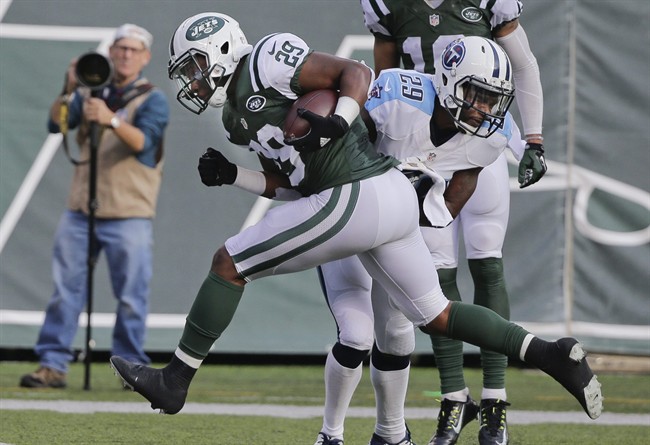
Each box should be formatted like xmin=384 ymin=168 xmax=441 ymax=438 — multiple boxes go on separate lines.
xmin=334 ymin=96 xmax=360 ymax=127
xmin=233 ymin=166 xmax=266 ymax=195
xmin=525 ymin=142 xmax=545 ymax=153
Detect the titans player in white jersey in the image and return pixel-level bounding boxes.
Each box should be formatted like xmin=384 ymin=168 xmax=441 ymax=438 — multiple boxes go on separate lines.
xmin=108 ymin=14 xmax=601 ymax=445
xmin=360 ymin=1 xmax=548 ymax=443
xmin=315 ymin=37 xmax=523 ymax=445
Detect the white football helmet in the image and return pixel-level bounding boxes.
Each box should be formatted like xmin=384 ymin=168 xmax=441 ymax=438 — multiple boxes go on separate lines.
xmin=168 ymin=12 xmax=253 ymax=114
xmin=434 ymin=36 xmax=515 ymax=137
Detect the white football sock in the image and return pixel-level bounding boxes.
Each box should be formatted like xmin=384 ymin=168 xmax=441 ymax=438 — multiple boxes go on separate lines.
xmin=371 ymin=363 xmax=410 ymax=443
xmin=320 ymin=351 xmax=362 ymax=438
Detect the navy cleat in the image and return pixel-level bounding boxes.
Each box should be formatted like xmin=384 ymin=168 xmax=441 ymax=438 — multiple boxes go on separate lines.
xmin=109 ymin=356 xmax=188 ymax=414
xmin=540 ymin=338 xmax=603 ymax=419
xmin=478 ymin=399 xmax=510 ymax=445
xmin=428 ymin=396 xmax=479 ymax=445
xmin=314 ymin=432 xmax=344 ymax=445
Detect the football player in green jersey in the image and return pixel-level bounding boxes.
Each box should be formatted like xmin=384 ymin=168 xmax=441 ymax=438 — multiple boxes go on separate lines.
xmin=109 ymin=12 xmax=600 ymax=444
xmin=361 ymin=1 xmax=547 ymax=444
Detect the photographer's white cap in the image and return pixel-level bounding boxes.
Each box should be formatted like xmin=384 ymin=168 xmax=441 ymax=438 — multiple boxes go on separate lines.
xmin=113 ymin=24 xmax=153 ymax=49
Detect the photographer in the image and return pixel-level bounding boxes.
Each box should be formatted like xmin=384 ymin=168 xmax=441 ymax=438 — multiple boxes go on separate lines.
xmin=20 ymin=24 xmax=169 ymax=388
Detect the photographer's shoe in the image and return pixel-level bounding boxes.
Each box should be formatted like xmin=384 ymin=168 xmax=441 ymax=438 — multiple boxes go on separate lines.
xmin=19 ymin=366 xmax=67 ymax=389
xmin=478 ymin=399 xmax=510 ymax=445
xmin=538 ymin=338 xmax=603 ymax=419
xmin=428 ymin=396 xmax=479 ymax=445
xmin=109 ymin=356 xmax=189 ymax=414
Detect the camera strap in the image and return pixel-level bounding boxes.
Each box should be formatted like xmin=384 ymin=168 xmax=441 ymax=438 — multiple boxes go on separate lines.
xmin=59 ymin=94 xmax=87 ymax=165
xmin=107 ymin=79 xmax=154 ymax=112
xmin=60 ymin=79 xmax=155 ymax=166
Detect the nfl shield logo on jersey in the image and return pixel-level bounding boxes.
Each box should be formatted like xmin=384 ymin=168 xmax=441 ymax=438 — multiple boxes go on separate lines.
xmin=429 ymin=14 xmax=440 ymax=26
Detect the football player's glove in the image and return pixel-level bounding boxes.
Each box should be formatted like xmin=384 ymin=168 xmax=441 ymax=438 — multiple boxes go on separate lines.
xmin=518 ymin=142 xmax=547 ymax=188
xmin=198 ymin=147 xmax=237 ymax=187
xmin=402 ymin=170 xmax=434 ymax=227
xmin=284 ymin=110 xmax=349 ymax=152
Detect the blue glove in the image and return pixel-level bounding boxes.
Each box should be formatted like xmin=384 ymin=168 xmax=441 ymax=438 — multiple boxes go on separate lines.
xmin=518 ymin=143 xmax=547 ymax=188
xmin=198 ymin=148 xmax=237 ymax=187
xmin=284 ymin=109 xmax=349 ymax=152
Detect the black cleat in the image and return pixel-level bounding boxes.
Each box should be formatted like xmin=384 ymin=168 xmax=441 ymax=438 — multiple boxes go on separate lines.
xmin=428 ymin=396 xmax=479 ymax=445
xmin=109 ymin=356 xmax=188 ymax=414
xmin=369 ymin=424 xmax=415 ymax=445
xmin=478 ymin=399 xmax=510 ymax=445
xmin=540 ymin=338 xmax=603 ymax=419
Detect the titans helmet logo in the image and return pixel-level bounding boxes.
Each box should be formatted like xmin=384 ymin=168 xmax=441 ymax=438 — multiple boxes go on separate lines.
xmin=442 ymin=40 xmax=466 ymax=70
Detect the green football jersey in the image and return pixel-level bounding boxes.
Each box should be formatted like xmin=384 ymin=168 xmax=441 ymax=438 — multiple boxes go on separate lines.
xmin=362 ymin=0 xmax=522 ymax=73
xmin=222 ymin=32 xmax=397 ymax=197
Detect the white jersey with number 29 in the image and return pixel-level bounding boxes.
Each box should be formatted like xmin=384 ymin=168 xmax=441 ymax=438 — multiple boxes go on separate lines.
xmin=365 ymin=68 xmax=523 ymax=180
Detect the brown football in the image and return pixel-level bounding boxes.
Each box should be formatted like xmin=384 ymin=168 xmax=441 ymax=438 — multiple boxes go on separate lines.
xmin=283 ymin=89 xmax=339 ymax=142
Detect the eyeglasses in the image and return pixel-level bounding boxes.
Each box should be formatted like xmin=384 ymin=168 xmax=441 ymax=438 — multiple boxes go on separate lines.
xmin=113 ymin=45 xmax=146 ymax=54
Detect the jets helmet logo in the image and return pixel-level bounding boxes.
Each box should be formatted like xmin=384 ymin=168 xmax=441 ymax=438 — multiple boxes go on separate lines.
xmin=186 ymin=16 xmax=226 ymax=41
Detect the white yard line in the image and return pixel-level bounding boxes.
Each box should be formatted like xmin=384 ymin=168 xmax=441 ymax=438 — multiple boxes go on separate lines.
xmin=0 ymin=399 xmax=648 ymax=425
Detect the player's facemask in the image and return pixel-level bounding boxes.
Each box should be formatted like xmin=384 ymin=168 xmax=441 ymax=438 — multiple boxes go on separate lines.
xmin=169 ymin=49 xmax=232 ymax=114
xmin=452 ymin=78 xmax=515 ymax=137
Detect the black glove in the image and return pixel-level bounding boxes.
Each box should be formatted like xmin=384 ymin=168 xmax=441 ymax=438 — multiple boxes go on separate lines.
xmin=518 ymin=142 xmax=547 ymax=188
xmin=284 ymin=109 xmax=349 ymax=152
xmin=402 ymin=170 xmax=434 ymax=227
xmin=198 ymin=148 xmax=237 ymax=187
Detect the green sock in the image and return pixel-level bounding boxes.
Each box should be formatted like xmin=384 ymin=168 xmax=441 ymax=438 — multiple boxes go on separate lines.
xmin=469 ymin=258 xmax=509 ymax=389
xmin=430 ymin=268 xmax=466 ymax=394
xmin=447 ymin=301 xmax=528 ymax=359
xmin=179 ymin=272 xmax=244 ymax=360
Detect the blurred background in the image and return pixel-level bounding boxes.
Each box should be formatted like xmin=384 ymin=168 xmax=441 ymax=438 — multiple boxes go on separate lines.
xmin=1 ymin=0 xmax=648 ymax=359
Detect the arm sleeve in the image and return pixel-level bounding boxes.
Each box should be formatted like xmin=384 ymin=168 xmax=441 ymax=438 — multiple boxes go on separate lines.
xmin=496 ymin=24 xmax=544 ymax=136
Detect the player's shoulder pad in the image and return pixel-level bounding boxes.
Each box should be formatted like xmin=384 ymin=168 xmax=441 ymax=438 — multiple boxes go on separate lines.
xmin=249 ymin=32 xmax=311 ymax=95
xmin=361 ymin=0 xmax=399 ymax=35
xmin=490 ymin=0 xmax=523 ymax=27
xmin=361 ymin=0 xmax=400 ymax=19
xmin=366 ymin=69 xmax=435 ymax=113
xmin=251 ymin=32 xmax=310 ymax=65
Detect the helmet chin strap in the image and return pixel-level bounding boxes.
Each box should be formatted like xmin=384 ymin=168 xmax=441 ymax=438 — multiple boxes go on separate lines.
xmin=204 ymin=42 xmax=252 ymax=109
xmin=208 ymin=75 xmax=233 ymax=108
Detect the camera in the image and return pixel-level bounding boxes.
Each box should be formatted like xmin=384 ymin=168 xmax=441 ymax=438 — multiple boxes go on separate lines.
xmin=75 ymin=52 xmax=113 ymax=90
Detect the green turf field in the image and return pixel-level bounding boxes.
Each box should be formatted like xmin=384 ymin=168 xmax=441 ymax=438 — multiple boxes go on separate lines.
xmin=1 ymin=361 xmax=649 ymax=444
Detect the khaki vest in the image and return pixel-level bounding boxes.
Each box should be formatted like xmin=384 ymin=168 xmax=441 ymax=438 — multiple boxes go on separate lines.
xmin=67 ymin=90 xmax=164 ymax=219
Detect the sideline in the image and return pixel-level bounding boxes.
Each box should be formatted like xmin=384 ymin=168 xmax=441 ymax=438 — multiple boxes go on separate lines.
xmin=1 ymin=399 xmax=648 ymax=425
